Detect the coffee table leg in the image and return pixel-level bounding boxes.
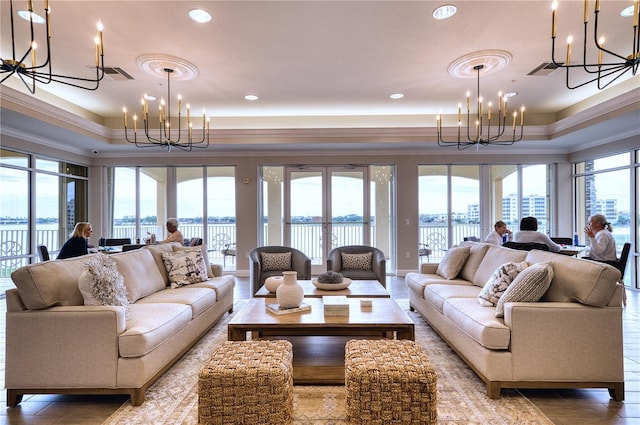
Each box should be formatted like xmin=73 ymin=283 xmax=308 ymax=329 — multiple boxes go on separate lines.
xmin=228 ymin=326 xmax=246 ymax=341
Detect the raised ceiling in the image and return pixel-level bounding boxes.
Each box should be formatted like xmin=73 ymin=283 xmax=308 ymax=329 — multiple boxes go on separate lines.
xmin=1 ymin=0 xmax=639 ymax=156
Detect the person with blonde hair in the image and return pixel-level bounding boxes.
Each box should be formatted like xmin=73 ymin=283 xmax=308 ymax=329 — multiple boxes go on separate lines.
xmin=484 ymin=220 xmax=512 ymax=245
xmin=159 ymin=217 xmax=184 ymax=245
xmin=584 ymin=214 xmax=617 ymax=261
xmin=57 ymin=222 xmax=93 ymax=259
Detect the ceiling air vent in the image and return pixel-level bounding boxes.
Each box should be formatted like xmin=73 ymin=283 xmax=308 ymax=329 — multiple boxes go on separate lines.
xmin=102 ymin=67 xmax=134 ymax=81
xmin=528 ymin=62 xmax=562 ymax=76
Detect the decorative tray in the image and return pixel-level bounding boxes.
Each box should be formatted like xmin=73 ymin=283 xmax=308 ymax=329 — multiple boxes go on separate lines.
xmin=311 ymin=278 xmax=352 ymax=290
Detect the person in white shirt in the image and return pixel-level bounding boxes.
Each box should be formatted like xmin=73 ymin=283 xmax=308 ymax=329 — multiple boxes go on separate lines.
xmin=513 ymin=216 xmax=561 ymax=252
xmin=484 ymin=220 xmax=512 ymax=245
xmin=584 ymin=214 xmax=617 ymax=261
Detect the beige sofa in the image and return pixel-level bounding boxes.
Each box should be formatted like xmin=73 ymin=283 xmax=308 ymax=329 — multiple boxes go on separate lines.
xmin=406 ymin=241 xmax=625 ymax=400
xmin=5 ymin=243 xmax=235 ymax=407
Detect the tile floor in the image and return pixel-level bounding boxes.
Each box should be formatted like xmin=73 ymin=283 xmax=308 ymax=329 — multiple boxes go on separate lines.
xmin=0 ymin=276 xmax=638 ymax=425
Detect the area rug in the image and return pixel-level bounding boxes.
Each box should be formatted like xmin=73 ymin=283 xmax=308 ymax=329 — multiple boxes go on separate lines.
xmin=104 ymin=299 xmax=553 ymax=425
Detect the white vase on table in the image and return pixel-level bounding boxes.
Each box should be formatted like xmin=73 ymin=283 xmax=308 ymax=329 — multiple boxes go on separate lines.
xmin=276 ymin=271 xmax=304 ymax=308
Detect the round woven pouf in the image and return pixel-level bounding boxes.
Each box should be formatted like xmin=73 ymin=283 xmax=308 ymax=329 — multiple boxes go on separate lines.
xmin=264 ymin=276 xmax=283 ymax=292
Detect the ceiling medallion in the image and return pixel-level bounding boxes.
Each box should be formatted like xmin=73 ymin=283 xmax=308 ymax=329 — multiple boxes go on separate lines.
xmin=447 ymin=50 xmax=512 ymax=79
xmin=136 ymin=54 xmax=199 ymax=81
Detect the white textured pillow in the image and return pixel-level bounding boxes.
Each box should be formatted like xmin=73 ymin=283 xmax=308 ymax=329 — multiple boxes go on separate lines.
xmin=78 ymin=254 xmax=129 ymax=316
xmin=162 ymin=250 xmax=209 ymax=288
xmin=436 ymin=245 xmax=471 ymax=279
xmin=260 ymin=252 xmax=292 ymax=271
xmin=341 ymin=252 xmax=373 ymax=270
xmin=478 ymin=261 xmax=529 ymax=306
xmin=495 ymin=262 xmax=554 ymax=318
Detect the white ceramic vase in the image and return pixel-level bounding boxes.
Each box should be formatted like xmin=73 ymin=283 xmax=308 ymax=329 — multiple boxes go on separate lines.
xmin=276 ymin=271 xmax=304 ymax=308
xmin=264 ymin=276 xmax=283 ymax=292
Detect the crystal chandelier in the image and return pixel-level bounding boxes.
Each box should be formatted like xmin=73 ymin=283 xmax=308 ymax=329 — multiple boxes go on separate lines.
xmin=0 ymin=0 xmax=105 ymax=93
xmin=550 ymin=0 xmax=640 ymax=90
xmin=123 ymin=67 xmax=210 ymax=152
xmin=436 ymin=64 xmax=525 ymax=150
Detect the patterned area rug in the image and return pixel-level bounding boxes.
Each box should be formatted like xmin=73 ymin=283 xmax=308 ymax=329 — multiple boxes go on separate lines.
xmin=104 ymin=299 xmax=553 ymax=425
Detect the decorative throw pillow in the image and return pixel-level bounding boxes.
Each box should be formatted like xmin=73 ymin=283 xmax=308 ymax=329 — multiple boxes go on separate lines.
xmin=436 ymin=245 xmax=471 ymax=280
xmin=478 ymin=261 xmax=529 ymax=306
xmin=495 ymin=262 xmax=554 ymax=318
xmin=260 ymin=252 xmax=292 ymax=271
xmin=173 ymin=245 xmax=213 ymax=278
xmin=78 ymin=253 xmax=129 ymax=317
xmin=341 ymin=252 xmax=373 ymax=270
xmin=162 ymin=250 xmax=209 ymax=288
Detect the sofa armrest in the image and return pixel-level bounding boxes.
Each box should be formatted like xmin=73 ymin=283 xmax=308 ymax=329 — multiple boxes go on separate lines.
xmin=5 ymin=306 xmax=126 ymax=388
xmin=209 ymin=263 xmax=223 ymax=277
xmin=420 ymin=263 xmax=439 ymax=274
xmin=504 ymin=302 xmax=623 ymax=381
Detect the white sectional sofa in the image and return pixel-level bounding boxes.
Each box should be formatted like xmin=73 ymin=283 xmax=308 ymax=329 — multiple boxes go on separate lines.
xmin=5 ymin=242 xmax=235 ymax=407
xmin=406 ymin=241 xmax=625 ymax=400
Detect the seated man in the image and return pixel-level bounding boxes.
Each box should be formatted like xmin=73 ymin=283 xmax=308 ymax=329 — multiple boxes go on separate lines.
xmin=513 ymin=216 xmax=561 ymax=252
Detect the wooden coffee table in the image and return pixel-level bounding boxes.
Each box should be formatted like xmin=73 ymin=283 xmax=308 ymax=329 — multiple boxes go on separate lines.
xmin=228 ymin=297 xmax=414 ymax=384
xmin=254 ymin=279 xmax=390 ymax=298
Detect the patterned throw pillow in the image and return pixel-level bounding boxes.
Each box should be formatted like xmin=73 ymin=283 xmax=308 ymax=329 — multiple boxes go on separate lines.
xmin=495 ymin=262 xmax=554 ymax=318
xmin=478 ymin=261 xmax=529 ymax=306
xmin=78 ymin=253 xmax=129 ymax=317
xmin=260 ymin=252 xmax=292 ymax=271
xmin=341 ymin=252 xmax=373 ymax=270
xmin=173 ymin=245 xmax=213 ymax=278
xmin=162 ymin=250 xmax=209 ymax=288
xmin=436 ymin=245 xmax=471 ymax=280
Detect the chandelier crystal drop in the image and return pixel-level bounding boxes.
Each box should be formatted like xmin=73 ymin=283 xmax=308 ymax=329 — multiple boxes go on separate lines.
xmin=436 ymin=64 xmax=525 ymax=150
xmin=123 ymin=67 xmax=210 ymax=152
xmin=550 ymin=0 xmax=640 ymax=90
xmin=0 ymin=0 xmax=105 ymax=93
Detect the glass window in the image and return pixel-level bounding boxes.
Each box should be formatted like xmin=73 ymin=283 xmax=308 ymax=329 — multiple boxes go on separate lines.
xmin=176 ymin=167 xmax=204 ymax=243
xmin=522 ymin=164 xmax=549 ymax=234
xmin=418 ymin=165 xmax=448 ymax=260
xmin=0 ymin=149 xmax=28 ymax=167
xmin=0 ymin=165 xmax=29 ymax=276
xmin=207 ymin=166 xmax=236 ymax=269
xmin=452 ymin=165 xmax=480 ymax=242
xmin=110 ymin=167 xmax=137 ymax=242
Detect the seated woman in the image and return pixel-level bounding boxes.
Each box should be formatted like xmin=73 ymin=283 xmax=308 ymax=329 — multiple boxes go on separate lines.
xmin=57 ymin=222 xmax=93 ymax=259
xmin=484 ymin=220 xmax=512 ymax=245
xmin=513 ymin=216 xmax=561 ymax=252
xmin=158 ymin=217 xmax=184 ymax=245
xmin=583 ymin=214 xmax=617 ymax=261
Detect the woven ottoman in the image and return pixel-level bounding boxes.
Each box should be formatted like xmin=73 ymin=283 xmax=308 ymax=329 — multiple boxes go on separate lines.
xmin=198 ymin=340 xmax=294 ymax=425
xmin=345 ymin=339 xmax=438 ymax=425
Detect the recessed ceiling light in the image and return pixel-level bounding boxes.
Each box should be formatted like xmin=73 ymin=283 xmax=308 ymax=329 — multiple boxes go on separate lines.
xmin=390 ymin=93 xmax=404 ymax=99
xmin=188 ymin=8 xmax=212 ymax=23
xmin=245 ymin=94 xmax=259 ymax=101
xmin=505 ymin=92 xmax=518 ymax=98
xmin=17 ymin=10 xmax=45 ymax=24
xmin=432 ymin=5 xmax=457 ymax=20
xmin=620 ymin=5 xmax=634 ymax=17
xmin=144 ymin=94 xmax=157 ymax=101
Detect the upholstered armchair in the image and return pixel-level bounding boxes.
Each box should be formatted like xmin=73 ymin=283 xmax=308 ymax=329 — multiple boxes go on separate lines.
xmin=249 ymin=246 xmax=312 ymax=295
xmin=326 ymin=245 xmax=386 ymax=288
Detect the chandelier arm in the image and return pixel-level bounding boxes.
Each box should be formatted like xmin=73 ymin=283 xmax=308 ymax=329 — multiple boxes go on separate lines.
xmin=565 ymin=63 xmax=631 ymax=90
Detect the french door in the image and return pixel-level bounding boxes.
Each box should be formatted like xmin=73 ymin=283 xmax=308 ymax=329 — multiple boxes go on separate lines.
xmin=284 ymin=166 xmax=369 ymax=274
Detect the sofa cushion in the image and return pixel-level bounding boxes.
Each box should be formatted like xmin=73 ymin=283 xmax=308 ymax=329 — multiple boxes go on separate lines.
xmin=525 ymin=250 xmax=620 ymax=307
xmin=341 ymin=252 xmax=372 ymax=270
xmin=11 ymin=254 xmax=90 ymax=309
xmin=119 ymin=303 xmax=192 ymax=358
xmin=443 ymin=298 xmax=511 ymax=350
xmin=190 ymin=275 xmax=236 ymax=301
xmin=495 ymin=262 xmax=554 ymax=317
xmin=436 ymin=245 xmax=471 ymax=279
xmin=478 ymin=261 xmax=529 ymax=306
xmin=142 ymin=242 xmax=182 ymax=285
xmin=261 ymin=252 xmax=292 ymax=271
xmin=472 ymin=245 xmax=528 ymax=287
xmin=162 ymin=250 xmax=209 ymax=288
xmin=137 ymin=287 xmax=216 ymax=319
xmin=110 ymin=249 xmax=167 ymax=303
xmin=459 ymin=242 xmax=490 ymax=282
xmin=424 ymin=283 xmax=481 ymax=313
